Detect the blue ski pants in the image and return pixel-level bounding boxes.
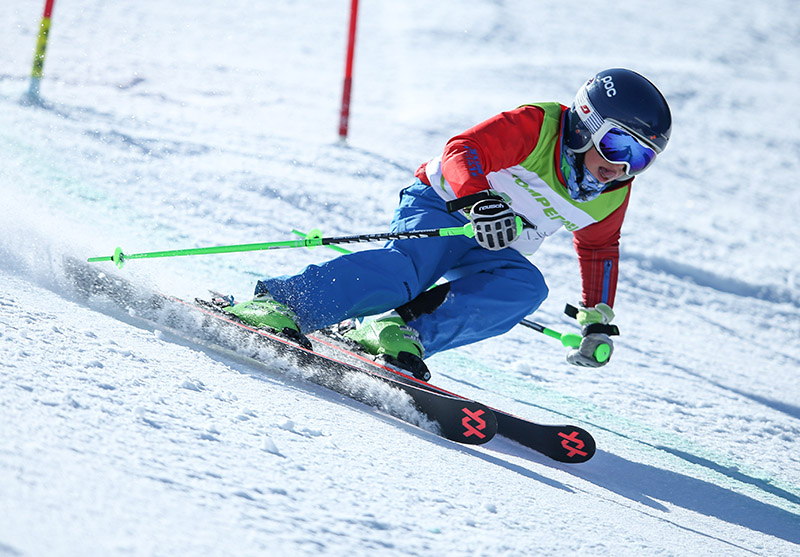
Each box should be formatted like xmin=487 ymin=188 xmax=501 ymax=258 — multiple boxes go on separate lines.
xmin=257 ymin=181 xmax=548 ymax=357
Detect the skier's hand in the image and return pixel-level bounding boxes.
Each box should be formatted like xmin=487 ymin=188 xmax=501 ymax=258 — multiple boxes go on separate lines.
xmin=566 ymin=333 xmax=614 ymax=367
xmin=575 ymin=303 xmax=615 ymax=326
xmin=567 ymin=303 xmax=616 ymax=367
xmin=469 ymin=198 xmax=522 ymax=250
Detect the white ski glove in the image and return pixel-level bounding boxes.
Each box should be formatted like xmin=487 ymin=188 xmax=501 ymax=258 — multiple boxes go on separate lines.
xmin=469 ymin=198 xmax=522 ymax=251
xmin=575 ymin=303 xmax=615 ymax=327
xmin=566 ymin=303 xmax=616 ymax=368
xmin=567 ymin=333 xmax=614 ymax=367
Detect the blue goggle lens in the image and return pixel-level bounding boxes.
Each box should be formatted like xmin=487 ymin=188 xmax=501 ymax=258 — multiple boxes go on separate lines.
xmin=597 ymin=127 xmax=657 ymax=175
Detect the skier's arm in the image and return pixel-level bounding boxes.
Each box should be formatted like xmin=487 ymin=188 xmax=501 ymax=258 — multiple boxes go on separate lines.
xmin=438 ymin=106 xmax=547 ymax=197
xmin=572 ymin=188 xmax=631 ymax=308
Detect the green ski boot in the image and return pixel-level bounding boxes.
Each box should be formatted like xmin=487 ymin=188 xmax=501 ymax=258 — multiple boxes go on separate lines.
xmin=344 ymin=313 xmax=430 ymax=381
xmin=224 ymin=294 xmax=310 ymax=349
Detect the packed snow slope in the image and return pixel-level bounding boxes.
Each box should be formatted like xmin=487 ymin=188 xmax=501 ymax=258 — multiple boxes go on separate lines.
xmin=1 ymin=0 xmax=799 ymax=555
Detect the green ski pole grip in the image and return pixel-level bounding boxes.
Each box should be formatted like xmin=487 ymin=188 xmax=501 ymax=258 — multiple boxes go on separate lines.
xmin=439 ymin=223 xmax=474 ymax=238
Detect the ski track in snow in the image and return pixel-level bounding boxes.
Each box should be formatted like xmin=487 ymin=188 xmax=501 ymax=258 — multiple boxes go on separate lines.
xmin=1 ymin=0 xmax=799 ymax=555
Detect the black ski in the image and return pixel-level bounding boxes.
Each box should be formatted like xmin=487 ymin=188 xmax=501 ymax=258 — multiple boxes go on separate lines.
xmin=306 ymin=329 xmax=597 ymax=463
xmin=64 ymin=257 xmax=594 ymax=461
xmin=62 ymin=258 xmax=497 ymax=446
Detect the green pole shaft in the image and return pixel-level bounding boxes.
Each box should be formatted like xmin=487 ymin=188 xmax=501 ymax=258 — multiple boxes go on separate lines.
xmin=295 ymin=229 xmax=617 ymax=363
xmin=292 ymin=229 xmax=590 ymax=352
xmin=87 ymin=238 xmax=312 ymax=264
xmin=520 ymin=318 xmax=612 ymax=363
xmin=88 ymin=224 xmax=474 ymax=268
xmin=294 ymin=229 xmax=614 ymax=363
xmin=519 ymin=318 xmax=581 ymax=348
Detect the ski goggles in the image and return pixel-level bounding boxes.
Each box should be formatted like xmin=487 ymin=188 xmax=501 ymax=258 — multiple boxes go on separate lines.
xmin=592 ymin=121 xmax=657 ymax=176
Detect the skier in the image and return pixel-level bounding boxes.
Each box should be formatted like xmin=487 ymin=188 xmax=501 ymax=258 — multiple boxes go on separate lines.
xmin=226 ymin=68 xmax=672 ymax=376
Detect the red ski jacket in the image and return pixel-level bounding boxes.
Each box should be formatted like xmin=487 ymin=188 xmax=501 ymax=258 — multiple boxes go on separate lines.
xmin=415 ymin=105 xmax=631 ymax=308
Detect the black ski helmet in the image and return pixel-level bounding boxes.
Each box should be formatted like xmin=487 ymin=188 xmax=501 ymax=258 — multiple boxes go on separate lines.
xmin=565 ymin=68 xmax=672 ymax=155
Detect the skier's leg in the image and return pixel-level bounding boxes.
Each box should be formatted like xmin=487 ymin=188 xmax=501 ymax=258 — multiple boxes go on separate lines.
xmin=403 ymin=248 xmax=548 ymax=357
xmin=256 ymin=182 xmax=474 ymax=332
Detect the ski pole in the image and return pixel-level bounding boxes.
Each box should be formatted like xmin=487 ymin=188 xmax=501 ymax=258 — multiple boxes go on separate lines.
xmin=292 ymin=229 xmax=611 ymax=361
xmin=87 ymin=223 xmax=475 ymax=269
xmin=519 ymin=316 xmax=614 ymax=363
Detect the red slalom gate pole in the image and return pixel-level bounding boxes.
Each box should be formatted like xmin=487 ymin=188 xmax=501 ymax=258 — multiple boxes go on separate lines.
xmin=338 ymin=0 xmax=359 ymax=139
xmin=27 ymin=0 xmax=57 ymax=100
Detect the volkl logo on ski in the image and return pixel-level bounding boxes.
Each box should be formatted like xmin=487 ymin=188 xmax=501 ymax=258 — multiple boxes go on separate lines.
xmin=461 ymin=408 xmax=487 ymax=439
xmin=558 ymin=430 xmax=588 ymax=458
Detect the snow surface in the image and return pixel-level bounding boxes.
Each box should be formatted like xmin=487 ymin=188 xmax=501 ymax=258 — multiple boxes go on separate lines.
xmin=1 ymin=0 xmax=799 ymax=555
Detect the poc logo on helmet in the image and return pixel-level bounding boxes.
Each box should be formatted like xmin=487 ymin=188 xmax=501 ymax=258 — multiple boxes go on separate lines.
xmin=600 ymin=75 xmax=616 ymax=97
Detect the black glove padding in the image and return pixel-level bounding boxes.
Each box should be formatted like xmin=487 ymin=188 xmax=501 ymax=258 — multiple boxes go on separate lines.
xmin=469 ymin=198 xmax=521 ymax=250
xmin=566 ymin=333 xmax=614 ymax=367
